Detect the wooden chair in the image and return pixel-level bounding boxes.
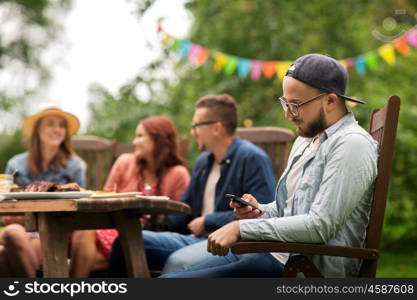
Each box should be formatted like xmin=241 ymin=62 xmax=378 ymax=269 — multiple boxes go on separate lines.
xmin=22 ymin=135 xmax=114 ymax=190
xmin=236 ymin=127 xmax=294 ymax=177
xmin=72 ymin=136 xmax=114 ymax=190
xmin=230 ymin=95 xmax=401 ymax=277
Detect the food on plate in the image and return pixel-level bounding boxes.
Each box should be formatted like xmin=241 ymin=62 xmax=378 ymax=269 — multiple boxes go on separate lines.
xmin=17 ymin=181 xmax=81 ymax=192
xmin=9 ymin=184 xmax=24 ymax=192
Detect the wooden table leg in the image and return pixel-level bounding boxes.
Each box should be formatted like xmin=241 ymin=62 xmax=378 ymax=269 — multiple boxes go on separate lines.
xmin=38 ymin=212 xmax=72 ymax=278
xmin=112 ymin=211 xmax=150 ymax=278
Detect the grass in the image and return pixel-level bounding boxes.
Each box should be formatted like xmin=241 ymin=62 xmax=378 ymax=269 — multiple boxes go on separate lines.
xmin=376 ymin=244 xmax=417 ymax=277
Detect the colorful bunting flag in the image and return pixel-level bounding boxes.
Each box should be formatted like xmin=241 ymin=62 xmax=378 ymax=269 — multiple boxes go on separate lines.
xmin=188 ymin=45 xmax=202 ymax=64
xmin=224 ymin=56 xmax=238 ymax=75
xmin=405 ymin=29 xmax=417 ymax=48
xmin=179 ymin=40 xmax=192 ymax=57
xmin=250 ymin=61 xmax=263 ymax=80
xmin=214 ymin=52 xmax=228 ymax=72
xmin=378 ymin=44 xmax=395 ymax=65
xmin=162 ymin=34 xmax=173 ymax=46
xmin=168 ymin=39 xmax=181 ymax=51
xmin=237 ymin=59 xmax=251 ymax=78
xmin=355 ymin=55 xmax=366 ymax=75
xmin=158 ymin=26 xmax=417 ymax=80
xmin=394 ymin=37 xmax=410 ymax=56
xmin=196 ymin=48 xmax=209 ymax=65
xmin=364 ymin=52 xmax=379 ymax=72
xmin=346 ymin=58 xmax=355 ymax=69
xmin=276 ymin=61 xmax=292 ymax=80
xmin=262 ymin=62 xmax=277 ymax=78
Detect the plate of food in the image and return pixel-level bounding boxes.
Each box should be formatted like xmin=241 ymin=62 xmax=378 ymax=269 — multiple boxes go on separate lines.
xmin=0 ymin=191 xmax=93 ymax=200
xmin=0 ymin=181 xmax=92 ymax=200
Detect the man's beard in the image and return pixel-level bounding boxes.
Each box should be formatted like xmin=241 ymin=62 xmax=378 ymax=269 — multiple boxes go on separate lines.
xmin=296 ymin=108 xmax=327 ymax=138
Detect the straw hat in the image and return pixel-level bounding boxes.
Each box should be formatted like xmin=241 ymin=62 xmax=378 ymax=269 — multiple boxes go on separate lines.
xmin=22 ymin=107 xmax=80 ymax=137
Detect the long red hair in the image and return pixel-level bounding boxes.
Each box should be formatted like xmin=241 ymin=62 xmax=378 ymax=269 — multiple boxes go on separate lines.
xmin=136 ymin=116 xmax=185 ymax=193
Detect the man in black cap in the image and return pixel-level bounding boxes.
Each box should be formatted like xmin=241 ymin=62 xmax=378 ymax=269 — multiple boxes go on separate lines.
xmin=161 ymin=53 xmax=379 ymax=278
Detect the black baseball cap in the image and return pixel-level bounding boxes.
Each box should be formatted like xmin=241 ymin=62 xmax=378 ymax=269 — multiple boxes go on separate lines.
xmin=285 ymin=53 xmax=365 ymax=104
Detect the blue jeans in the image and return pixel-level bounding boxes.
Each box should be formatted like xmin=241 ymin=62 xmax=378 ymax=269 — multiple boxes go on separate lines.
xmin=160 ymin=252 xmax=284 ymax=278
xmin=108 ymin=230 xmax=206 ymax=277
xmin=162 ymin=239 xmax=213 ymax=273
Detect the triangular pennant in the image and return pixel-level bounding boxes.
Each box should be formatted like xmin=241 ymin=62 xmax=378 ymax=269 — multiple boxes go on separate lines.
xmin=262 ymin=62 xmax=277 ymax=78
xmin=196 ymin=48 xmax=209 ymax=65
xmin=188 ymin=45 xmax=202 ymax=64
xmin=168 ymin=39 xmax=181 ymax=51
xmin=346 ymin=58 xmax=355 ymax=69
xmin=338 ymin=60 xmax=348 ymax=70
xmin=405 ymin=29 xmax=417 ymax=48
xmin=378 ymin=44 xmax=395 ymax=65
xmin=355 ymin=55 xmax=366 ymax=75
xmin=364 ymin=51 xmax=379 ymax=72
xmin=237 ymin=59 xmax=251 ymax=78
xmin=162 ymin=34 xmax=173 ymax=46
xmin=179 ymin=40 xmax=192 ymax=57
xmin=276 ymin=61 xmax=292 ymax=80
xmin=251 ymin=61 xmax=262 ymax=80
xmin=224 ymin=56 xmax=238 ymax=75
xmin=213 ymin=52 xmax=228 ymax=72
xmin=394 ymin=37 xmax=410 ymax=56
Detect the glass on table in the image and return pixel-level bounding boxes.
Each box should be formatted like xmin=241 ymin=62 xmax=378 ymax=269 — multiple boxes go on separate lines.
xmin=0 ymin=174 xmax=13 ymax=193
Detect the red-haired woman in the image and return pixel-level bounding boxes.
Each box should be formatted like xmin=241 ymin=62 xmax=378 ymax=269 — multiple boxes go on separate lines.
xmin=70 ymin=116 xmax=190 ymax=277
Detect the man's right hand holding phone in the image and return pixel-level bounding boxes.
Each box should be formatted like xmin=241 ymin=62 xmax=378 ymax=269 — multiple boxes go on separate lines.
xmin=229 ymin=193 xmax=263 ymax=219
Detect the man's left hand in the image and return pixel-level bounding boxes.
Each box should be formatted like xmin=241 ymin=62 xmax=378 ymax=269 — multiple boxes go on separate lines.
xmin=187 ymin=216 xmax=206 ymax=236
xmin=207 ymin=221 xmax=240 ymax=256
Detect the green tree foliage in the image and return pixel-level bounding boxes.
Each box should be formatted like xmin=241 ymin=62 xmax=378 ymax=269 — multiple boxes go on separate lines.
xmin=0 ymin=0 xmax=71 ymax=171
xmin=0 ymin=0 xmax=71 ymax=116
xmin=88 ymin=0 xmax=417 ymax=245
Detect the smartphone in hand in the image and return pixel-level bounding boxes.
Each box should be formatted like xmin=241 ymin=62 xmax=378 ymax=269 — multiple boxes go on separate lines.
xmin=225 ymin=194 xmax=263 ymax=212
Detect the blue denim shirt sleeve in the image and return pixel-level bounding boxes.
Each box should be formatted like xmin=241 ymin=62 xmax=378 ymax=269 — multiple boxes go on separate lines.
xmin=240 ymin=132 xmax=377 ymax=243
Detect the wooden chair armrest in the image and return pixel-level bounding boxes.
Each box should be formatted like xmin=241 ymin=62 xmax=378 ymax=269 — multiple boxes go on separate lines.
xmin=231 ymin=241 xmax=379 ymax=260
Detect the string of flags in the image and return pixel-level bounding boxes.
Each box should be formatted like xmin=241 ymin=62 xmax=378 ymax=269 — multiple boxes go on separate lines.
xmin=157 ymin=26 xmax=417 ymax=81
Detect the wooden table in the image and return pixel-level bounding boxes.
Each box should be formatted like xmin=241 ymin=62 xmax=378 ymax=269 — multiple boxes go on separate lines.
xmin=0 ymin=196 xmax=191 ymax=278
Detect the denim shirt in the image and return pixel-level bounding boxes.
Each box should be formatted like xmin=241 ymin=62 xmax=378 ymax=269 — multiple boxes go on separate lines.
xmin=5 ymin=152 xmax=87 ymax=188
xmin=167 ymin=136 xmax=276 ymax=234
xmin=240 ymin=113 xmax=378 ymax=277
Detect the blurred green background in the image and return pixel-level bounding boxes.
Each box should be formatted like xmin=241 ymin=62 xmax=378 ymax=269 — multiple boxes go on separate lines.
xmin=1 ymin=0 xmax=417 ymax=277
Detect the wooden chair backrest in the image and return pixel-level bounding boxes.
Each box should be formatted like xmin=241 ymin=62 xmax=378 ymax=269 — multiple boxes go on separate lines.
xmin=71 ymin=136 xmax=114 ymax=190
xmin=236 ymin=127 xmax=294 ymax=177
xmin=360 ymin=95 xmax=400 ymax=277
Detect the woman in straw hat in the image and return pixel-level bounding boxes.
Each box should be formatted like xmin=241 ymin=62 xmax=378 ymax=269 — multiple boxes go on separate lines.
xmin=0 ymin=107 xmax=85 ymax=277
xmin=5 ymin=107 xmax=86 ymax=187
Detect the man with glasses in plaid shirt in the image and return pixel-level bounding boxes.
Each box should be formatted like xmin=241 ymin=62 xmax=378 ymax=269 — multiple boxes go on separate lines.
xmin=108 ymin=94 xmax=275 ymax=276
xmin=161 ymin=53 xmax=378 ymax=278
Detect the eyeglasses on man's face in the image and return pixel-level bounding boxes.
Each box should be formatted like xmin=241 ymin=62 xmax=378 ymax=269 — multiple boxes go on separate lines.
xmin=278 ymin=93 xmax=327 ymax=117
xmin=191 ymin=120 xmax=218 ymax=130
